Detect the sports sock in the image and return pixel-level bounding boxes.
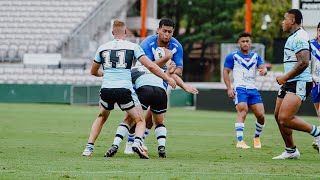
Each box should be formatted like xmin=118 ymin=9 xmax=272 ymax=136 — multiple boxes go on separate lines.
xmin=285 ymin=146 xmax=297 ymax=153
xmin=235 ymin=122 xmax=244 ymax=141
xmin=155 ymin=124 xmax=166 ymax=147
xmin=112 ymin=123 xmax=129 ymax=146
xmin=127 ymin=133 xmax=135 ymax=144
xmin=134 ymin=136 xmax=143 ymax=145
xmin=254 ymin=121 xmax=265 ymax=138
xmin=142 ymin=128 xmax=150 ymax=143
xmin=310 ymin=125 xmax=320 ymax=137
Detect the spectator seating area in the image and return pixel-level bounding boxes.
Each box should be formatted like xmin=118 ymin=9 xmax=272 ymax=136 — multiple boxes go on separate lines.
xmin=0 ymin=0 xmax=104 ymax=62
xmin=0 ymin=66 xmax=102 ymax=85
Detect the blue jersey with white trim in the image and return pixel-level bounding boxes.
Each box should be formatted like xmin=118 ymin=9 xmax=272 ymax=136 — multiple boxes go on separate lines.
xmin=140 ymin=34 xmax=183 ymax=68
xmin=94 ymin=39 xmax=145 ymax=89
xmin=311 ymin=39 xmax=320 ymax=82
xmin=224 ymin=50 xmax=264 ymax=89
xmin=283 ymin=28 xmax=311 ymax=82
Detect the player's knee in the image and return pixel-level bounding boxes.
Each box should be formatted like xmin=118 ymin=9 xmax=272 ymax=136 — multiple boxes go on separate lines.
xmin=277 ymin=114 xmax=290 ymax=126
xmin=98 ymin=112 xmax=108 ymax=120
xmin=132 ymin=115 xmax=144 ymax=124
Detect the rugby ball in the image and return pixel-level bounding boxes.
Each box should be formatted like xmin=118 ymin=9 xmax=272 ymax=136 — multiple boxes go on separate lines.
xmin=154 ymin=47 xmax=166 ymax=60
xmin=154 ymin=47 xmax=171 ymax=68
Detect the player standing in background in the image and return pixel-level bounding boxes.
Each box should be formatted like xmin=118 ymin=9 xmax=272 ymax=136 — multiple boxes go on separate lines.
xmin=272 ymin=9 xmax=320 ymax=160
xmin=223 ymin=32 xmax=267 ymax=149
xmin=310 ymin=22 xmax=320 ymax=152
xmin=81 ymin=20 xmax=176 ymax=159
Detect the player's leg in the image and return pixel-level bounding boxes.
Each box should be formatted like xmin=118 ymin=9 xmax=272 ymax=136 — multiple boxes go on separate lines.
xmin=149 ymin=86 xmax=168 ymax=157
xmin=272 ymin=95 xmax=300 ymax=159
xmin=82 ymin=107 xmax=110 ymax=156
xmin=82 ymin=89 xmax=113 ymax=156
xmin=152 ymin=112 xmax=167 ymax=158
xmin=311 ymin=84 xmax=320 ymax=152
xmin=141 ymin=109 xmax=153 ymax=152
xmin=124 ymin=123 xmax=136 ymax=155
xmin=135 ymin=86 xmax=153 ymax=152
xmin=234 ymin=87 xmax=250 ymax=149
xmin=105 ymin=113 xmax=134 ymax=157
xmin=313 ymin=102 xmax=320 ymax=152
xmin=248 ymin=90 xmax=265 ymax=148
xmin=126 ymin=105 xmax=149 ymax=159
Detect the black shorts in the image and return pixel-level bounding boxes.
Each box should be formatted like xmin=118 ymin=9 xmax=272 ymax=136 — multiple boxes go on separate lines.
xmin=99 ymin=88 xmax=135 ymax=111
xmin=277 ymin=81 xmax=312 ymax=101
xmin=136 ymin=85 xmax=167 ymax=114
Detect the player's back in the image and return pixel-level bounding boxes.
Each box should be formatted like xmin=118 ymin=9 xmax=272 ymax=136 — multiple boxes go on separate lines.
xmin=94 ymin=39 xmax=143 ymax=89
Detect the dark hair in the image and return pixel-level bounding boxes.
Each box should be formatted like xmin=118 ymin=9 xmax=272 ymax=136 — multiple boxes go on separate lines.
xmin=287 ymin=9 xmax=303 ymax=25
xmin=159 ymin=18 xmax=175 ymax=29
xmin=318 ymin=22 xmax=320 ymax=29
xmin=238 ymin=32 xmax=251 ymax=40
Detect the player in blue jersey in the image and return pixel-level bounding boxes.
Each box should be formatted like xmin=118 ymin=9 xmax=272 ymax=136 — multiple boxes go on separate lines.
xmin=106 ymin=18 xmax=198 ymax=158
xmin=81 ymin=20 xmax=176 ymax=159
xmin=311 ymin=22 xmax=320 ymax=152
xmin=223 ymin=32 xmax=267 ymax=149
xmin=272 ymin=9 xmax=320 ymax=160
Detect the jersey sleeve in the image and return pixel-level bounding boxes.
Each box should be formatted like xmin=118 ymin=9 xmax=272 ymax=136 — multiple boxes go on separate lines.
xmin=134 ymin=44 xmax=146 ymax=60
xmin=256 ymin=54 xmax=264 ymax=67
xmin=292 ymin=36 xmax=309 ymax=54
xmin=94 ymin=48 xmax=102 ymax=64
xmin=172 ymin=44 xmax=183 ymax=67
xmin=140 ymin=38 xmax=154 ymax=60
xmin=224 ymin=53 xmax=234 ymax=69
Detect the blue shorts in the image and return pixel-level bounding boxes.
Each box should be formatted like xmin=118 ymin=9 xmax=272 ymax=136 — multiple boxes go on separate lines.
xmin=234 ymin=87 xmax=262 ymax=106
xmin=312 ymin=83 xmax=320 ymax=103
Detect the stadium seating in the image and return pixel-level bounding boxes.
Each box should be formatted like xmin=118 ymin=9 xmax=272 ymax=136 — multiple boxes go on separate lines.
xmin=0 ymin=0 xmax=104 ymax=62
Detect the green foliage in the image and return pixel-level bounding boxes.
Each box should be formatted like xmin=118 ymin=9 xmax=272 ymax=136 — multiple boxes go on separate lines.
xmin=233 ymin=0 xmax=291 ymax=61
xmin=1 ymin=103 xmax=320 ymax=179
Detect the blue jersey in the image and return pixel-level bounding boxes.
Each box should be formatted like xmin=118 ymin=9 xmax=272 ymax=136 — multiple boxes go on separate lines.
xmin=311 ymin=39 xmax=320 ymax=82
xmin=224 ymin=50 xmax=264 ymax=89
xmin=140 ymin=34 xmax=183 ymax=68
xmin=283 ymin=28 xmax=311 ymax=82
xmin=94 ymin=39 xmax=145 ymax=89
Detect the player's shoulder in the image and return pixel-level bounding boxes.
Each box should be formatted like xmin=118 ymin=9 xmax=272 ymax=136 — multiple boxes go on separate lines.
xmin=294 ymin=28 xmax=309 ymax=40
xmin=226 ymin=50 xmax=238 ymax=58
xmin=170 ymin=37 xmax=182 ymax=48
xmin=141 ymin=35 xmax=157 ymax=46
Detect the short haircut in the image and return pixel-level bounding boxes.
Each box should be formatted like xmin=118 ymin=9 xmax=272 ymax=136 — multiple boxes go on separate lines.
xmin=238 ymin=32 xmax=251 ymax=40
xmin=113 ymin=20 xmax=126 ymax=28
xmin=159 ymin=18 xmax=175 ymax=29
xmin=287 ymin=9 xmax=303 ymax=25
xmin=318 ymin=22 xmax=320 ymax=29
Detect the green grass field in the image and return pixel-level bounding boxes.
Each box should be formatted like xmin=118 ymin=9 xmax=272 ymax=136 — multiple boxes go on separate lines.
xmin=0 ymin=103 xmax=320 ymax=179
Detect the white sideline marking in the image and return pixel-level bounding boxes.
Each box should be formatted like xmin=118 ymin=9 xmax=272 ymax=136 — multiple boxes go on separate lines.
xmin=46 ymin=171 xmax=320 ymax=177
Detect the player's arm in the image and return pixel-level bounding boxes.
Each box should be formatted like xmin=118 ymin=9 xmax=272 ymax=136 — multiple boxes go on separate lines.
xmin=90 ymin=61 xmax=104 ymax=77
xmin=276 ymin=49 xmax=310 ymax=85
xmin=223 ymin=67 xmax=235 ymax=98
xmin=169 ymin=73 xmax=198 ymax=94
xmin=173 ymin=66 xmax=183 ymax=77
xmin=139 ymin=55 xmax=176 ymax=89
xmin=153 ymin=48 xmax=173 ymax=67
xmin=257 ymin=64 xmax=267 ymax=76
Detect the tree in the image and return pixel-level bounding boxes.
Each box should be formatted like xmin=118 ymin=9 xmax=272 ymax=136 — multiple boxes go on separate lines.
xmin=158 ymin=0 xmax=243 ymax=81
xmin=233 ymin=0 xmax=291 ymax=62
